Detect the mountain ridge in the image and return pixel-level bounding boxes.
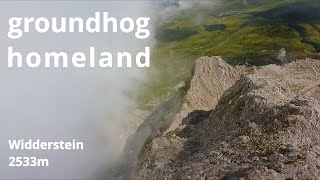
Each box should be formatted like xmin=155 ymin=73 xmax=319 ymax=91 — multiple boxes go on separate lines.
xmin=119 ymin=56 xmax=320 ymax=179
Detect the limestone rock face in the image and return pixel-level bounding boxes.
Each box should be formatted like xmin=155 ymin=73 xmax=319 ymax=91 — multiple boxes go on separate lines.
xmin=121 ymin=57 xmax=320 ymax=180
xmin=167 ymin=56 xmax=241 ymax=133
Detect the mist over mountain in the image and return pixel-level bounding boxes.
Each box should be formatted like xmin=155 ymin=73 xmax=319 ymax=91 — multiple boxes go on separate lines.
xmin=1 ymin=0 xmax=320 ymax=179
xmin=0 ymin=1 xmax=152 ymax=179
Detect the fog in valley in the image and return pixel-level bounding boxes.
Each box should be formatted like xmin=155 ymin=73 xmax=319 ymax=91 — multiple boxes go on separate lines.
xmin=0 ymin=0 xmax=217 ymax=179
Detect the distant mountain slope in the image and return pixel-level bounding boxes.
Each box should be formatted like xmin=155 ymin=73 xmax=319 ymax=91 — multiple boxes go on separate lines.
xmin=137 ymin=0 xmax=320 ymax=110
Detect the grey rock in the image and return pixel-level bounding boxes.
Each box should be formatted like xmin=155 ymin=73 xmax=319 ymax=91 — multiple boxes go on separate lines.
xmin=118 ymin=57 xmax=320 ymax=180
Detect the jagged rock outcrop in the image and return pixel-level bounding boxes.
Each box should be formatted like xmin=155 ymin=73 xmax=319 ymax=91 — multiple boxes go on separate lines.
xmin=119 ymin=57 xmax=320 ymax=180
xmin=167 ymin=56 xmax=241 ymax=132
xmin=112 ymin=56 xmax=240 ymax=178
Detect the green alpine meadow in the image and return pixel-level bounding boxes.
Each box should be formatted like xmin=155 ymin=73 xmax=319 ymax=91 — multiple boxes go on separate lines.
xmin=137 ymin=0 xmax=320 ymax=110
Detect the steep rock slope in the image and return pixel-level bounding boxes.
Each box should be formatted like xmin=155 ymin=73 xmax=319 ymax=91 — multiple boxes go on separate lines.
xmin=116 ymin=57 xmax=240 ymax=178
xmin=123 ymin=57 xmax=320 ymax=180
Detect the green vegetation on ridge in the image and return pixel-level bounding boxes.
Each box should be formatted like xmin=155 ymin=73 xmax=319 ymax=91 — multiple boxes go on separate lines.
xmin=137 ymin=0 xmax=320 ymax=110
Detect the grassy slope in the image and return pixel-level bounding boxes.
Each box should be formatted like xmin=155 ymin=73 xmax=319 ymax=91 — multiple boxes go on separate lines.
xmin=137 ymin=0 xmax=320 ymax=110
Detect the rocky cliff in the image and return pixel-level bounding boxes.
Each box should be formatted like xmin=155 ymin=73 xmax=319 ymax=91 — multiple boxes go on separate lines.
xmin=118 ymin=56 xmax=320 ymax=180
